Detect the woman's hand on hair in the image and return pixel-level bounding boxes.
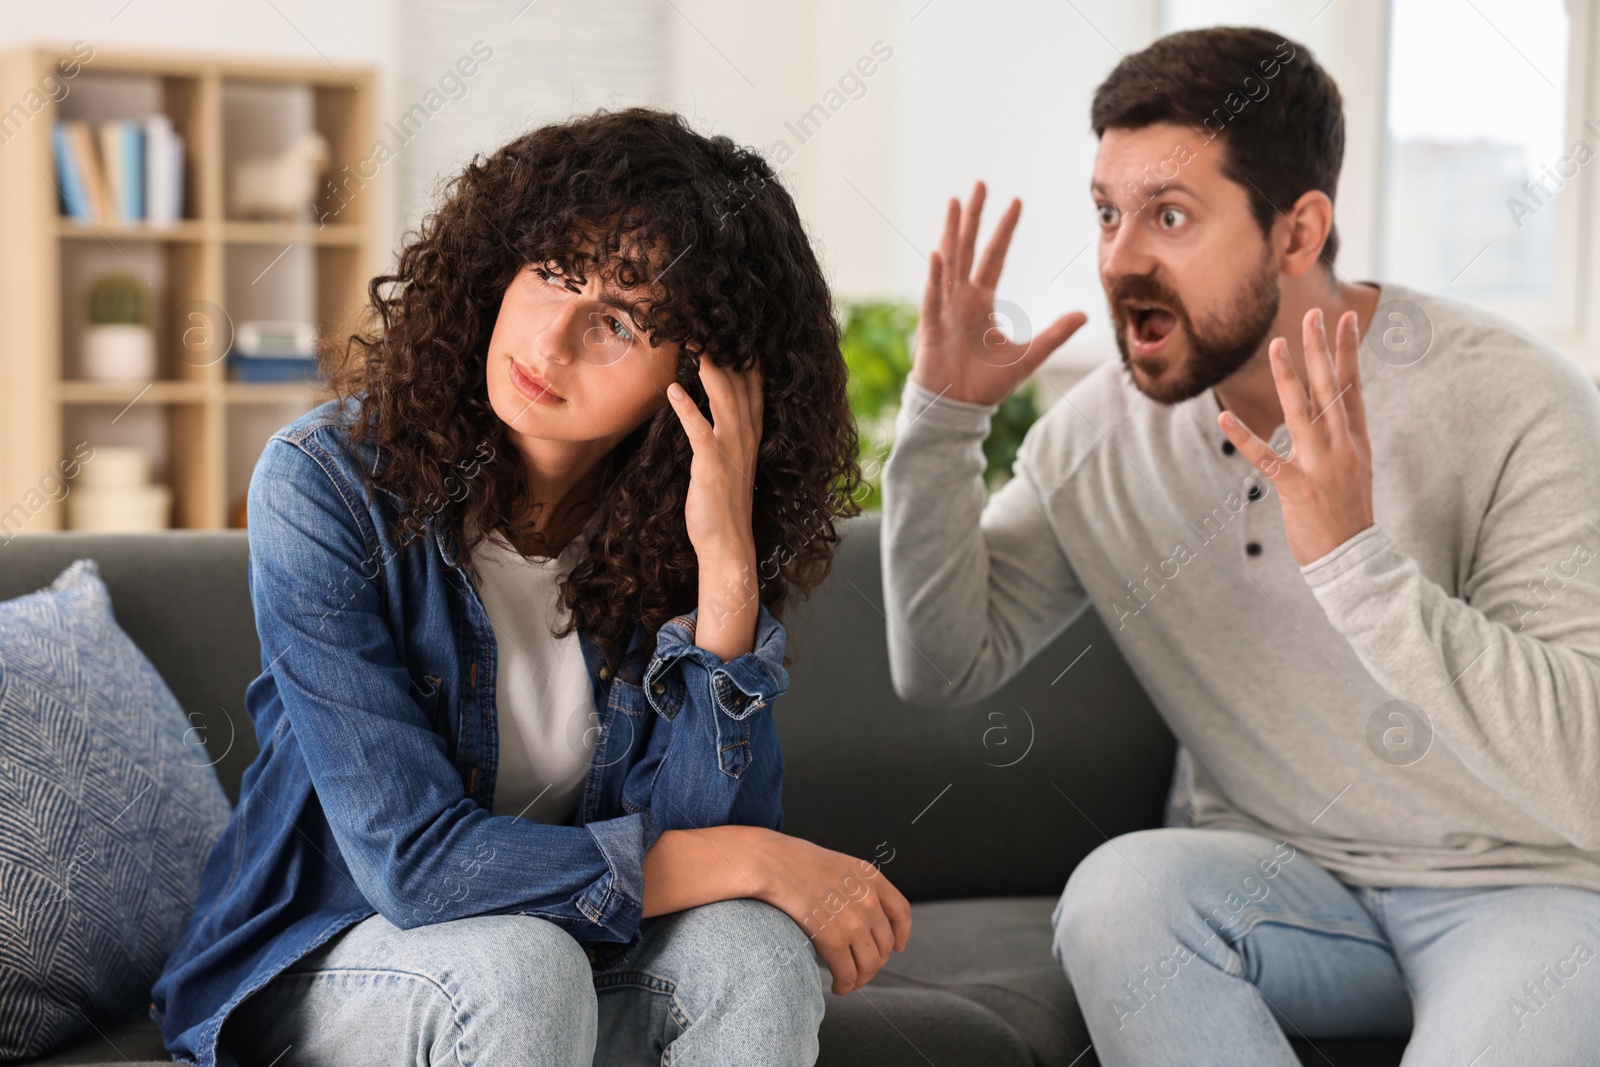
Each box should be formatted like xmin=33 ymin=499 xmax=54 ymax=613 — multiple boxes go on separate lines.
xmin=914 ymin=180 xmax=1088 ymax=406
xmin=667 ymin=354 xmax=764 ymax=661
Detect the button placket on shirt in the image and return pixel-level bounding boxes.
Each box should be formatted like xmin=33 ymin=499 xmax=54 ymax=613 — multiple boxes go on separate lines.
xmin=1220 ymin=424 xmax=1290 ymax=561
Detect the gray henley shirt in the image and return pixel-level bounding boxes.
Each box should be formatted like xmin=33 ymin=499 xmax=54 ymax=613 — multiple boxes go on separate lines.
xmin=880 ymin=280 xmax=1600 ymax=891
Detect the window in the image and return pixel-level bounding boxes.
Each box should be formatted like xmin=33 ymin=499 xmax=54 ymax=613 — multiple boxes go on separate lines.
xmin=1379 ymin=0 xmax=1576 ymax=330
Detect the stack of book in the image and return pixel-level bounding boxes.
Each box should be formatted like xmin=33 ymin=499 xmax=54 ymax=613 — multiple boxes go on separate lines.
xmin=53 ymin=115 xmax=184 ymax=225
xmin=226 ymin=321 xmax=321 ymax=383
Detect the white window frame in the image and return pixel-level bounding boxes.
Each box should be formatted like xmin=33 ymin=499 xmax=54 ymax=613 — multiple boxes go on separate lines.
xmin=1158 ymin=0 xmax=1600 ymax=381
xmin=1373 ymin=0 xmax=1597 ymax=376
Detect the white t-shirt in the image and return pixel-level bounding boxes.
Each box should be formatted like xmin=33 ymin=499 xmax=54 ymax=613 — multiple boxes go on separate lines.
xmin=466 ymin=518 xmax=598 ymax=825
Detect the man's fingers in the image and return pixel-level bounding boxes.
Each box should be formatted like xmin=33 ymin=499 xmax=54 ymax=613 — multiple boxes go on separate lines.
xmin=938 ymin=198 xmax=960 ymax=281
xmin=1026 ymin=311 xmax=1088 ymax=364
xmin=921 ymin=249 xmax=947 ymax=334
xmin=1300 ymin=308 xmax=1346 ymax=437
xmin=1334 ymin=309 xmax=1368 ymax=448
xmin=1002 ymin=311 xmax=1087 ymax=381
xmin=956 ymin=180 xmax=986 ymax=280
xmin=972 ymin=196 xmax=1020 ymax=290
xmin=1219 ymin=408 xmax=1296 ymax=484
xmin=1268 ymin=336 xmax=1317 ymax=441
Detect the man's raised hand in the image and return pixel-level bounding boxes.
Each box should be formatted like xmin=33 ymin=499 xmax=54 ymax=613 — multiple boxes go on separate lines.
xmin=912 ymin=181 xmax=1088 ymax=406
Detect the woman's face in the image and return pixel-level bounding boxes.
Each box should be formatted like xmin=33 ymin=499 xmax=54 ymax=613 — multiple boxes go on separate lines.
xmin=485 ymin=262 xmax=682 ymax=454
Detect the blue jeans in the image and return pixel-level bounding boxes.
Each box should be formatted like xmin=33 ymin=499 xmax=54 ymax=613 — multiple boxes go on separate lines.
xmin=1052 ymin=828 xmax=1600 ymax=1066
xmin=222 ymin=898 xmax=825 ymax=1066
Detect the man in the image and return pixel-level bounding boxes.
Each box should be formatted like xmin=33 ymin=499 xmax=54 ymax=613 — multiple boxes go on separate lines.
xmin=881 ymin=25 xmax=1600 ymax=1066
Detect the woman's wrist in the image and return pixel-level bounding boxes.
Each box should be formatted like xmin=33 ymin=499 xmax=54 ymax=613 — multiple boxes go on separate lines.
xmin=641 ymin=824 xmax=784 ymax=918
xmin=735 ymin=824 xmax=788 ymax=907
xmin=694 ymin=522 xmax=756 ymax=564
xmin=695 ymin=543 xmax=759 ymax=661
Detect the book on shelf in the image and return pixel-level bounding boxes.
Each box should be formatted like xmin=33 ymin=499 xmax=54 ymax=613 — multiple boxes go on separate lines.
xmin=228 ymin=320 xmax=320 ymax=383
xmin=226 ymin=353 xmax=321 ymax=383
xmin=98 ymin=120 xmax=147 ymax=222
xmin=237 ymin=321 xmax=317 ymax=356
xmin=144 ymin=114 xmax=183 ymax=226
xmin=55 ymin=119 xmax=111 ymax=220
xmin=52 ymin=121 xmax=90 ymax=220
xmin=52 ymin=114 xmax=183 ymax=225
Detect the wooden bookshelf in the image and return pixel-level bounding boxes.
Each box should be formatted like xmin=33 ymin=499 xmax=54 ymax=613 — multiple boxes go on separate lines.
xmin=0 ymin=47 xmax=383 ymax=532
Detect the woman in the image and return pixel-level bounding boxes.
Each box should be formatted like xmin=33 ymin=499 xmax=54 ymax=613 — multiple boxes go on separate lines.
xmin=151 ymin=107 xmax=910 ymax=1067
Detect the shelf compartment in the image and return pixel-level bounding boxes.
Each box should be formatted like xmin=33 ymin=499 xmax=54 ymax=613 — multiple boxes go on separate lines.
xmin=57 ymin=399 xmax=219 ymax=530
xmin=54 ymin=68 xmax=205 ymax=226
xmin=59 ymin=237 xmax=220 ymax=384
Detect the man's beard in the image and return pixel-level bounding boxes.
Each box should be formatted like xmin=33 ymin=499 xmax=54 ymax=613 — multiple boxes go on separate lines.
xmin=1108 ymin=251 xmax=1280 ymax=405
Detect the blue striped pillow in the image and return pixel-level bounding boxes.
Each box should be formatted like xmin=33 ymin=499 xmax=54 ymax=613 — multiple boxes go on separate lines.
xmin=0 ymin=559 xmax=231 ymax=1061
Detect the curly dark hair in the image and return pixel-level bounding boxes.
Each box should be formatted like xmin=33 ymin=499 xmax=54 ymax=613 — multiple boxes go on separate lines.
xmin=321 ymin=107 xmax=863 ymax=678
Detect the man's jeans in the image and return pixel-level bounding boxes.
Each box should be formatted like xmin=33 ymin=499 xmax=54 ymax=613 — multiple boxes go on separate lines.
xmin=1053 ymin=827 xmax=1600 ymax=1066
xmin=223 ymin=898 xmax=825 ymax=1066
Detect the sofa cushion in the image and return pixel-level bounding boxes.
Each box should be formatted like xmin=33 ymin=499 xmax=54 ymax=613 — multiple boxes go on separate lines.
xmin=818 ymin=896 xmax=1408 ymax=1067
xmin=0 ymin=560 xmax=231 ymax=1062
xmin=819 ymin=897 xmax=1087 ymax=1066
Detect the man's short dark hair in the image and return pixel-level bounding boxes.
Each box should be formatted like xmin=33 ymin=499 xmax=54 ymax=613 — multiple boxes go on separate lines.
xmin=1091 ymin=26 xmax=1345 ymax=266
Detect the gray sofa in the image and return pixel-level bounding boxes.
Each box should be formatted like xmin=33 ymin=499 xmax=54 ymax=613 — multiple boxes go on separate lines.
xmin=6 ymin=516 xmax=1408 ymax=1066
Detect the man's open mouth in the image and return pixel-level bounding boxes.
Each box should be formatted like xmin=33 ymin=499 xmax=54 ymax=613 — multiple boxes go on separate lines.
xmin=1126 ymin=302 xmax=1179 ymax=345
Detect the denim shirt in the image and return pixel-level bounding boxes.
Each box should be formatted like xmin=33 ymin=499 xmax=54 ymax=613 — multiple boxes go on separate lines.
xmin=150 ymin=396 xmax=791 ymax=1067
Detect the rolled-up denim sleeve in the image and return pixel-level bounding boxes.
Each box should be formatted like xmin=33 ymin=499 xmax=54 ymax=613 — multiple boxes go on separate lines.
xmin=248 ymin=434 xmax=656 ymax=941
xmin=635 ymin=604 xmax=790 ymax=830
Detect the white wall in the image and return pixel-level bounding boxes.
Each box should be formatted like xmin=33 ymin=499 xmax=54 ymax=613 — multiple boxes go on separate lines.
xmin=392 ymin=0 xmax=671 ymax=241
xmin=660 ymin=1 xmax=1164 ymax=382
xmin=891 ymin=0 xmax=1158 ymax=378
xmin=0 ymin=0 xmax=391 ymax=59
xmin=664 ymin=0 xmax=900 ymax=299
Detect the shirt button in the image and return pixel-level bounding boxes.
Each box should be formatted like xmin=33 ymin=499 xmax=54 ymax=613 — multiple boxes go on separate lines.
xmin=1246 ymin=484 xmax=1262 ymax=501
xmin=651 ymin=681 xmax=665 ymax=694
xmin=1245 ymin=541 xmax=1262 ymax=556
xmin=1221 ymin=439 xmax=1236 ymax=455
xmin=599 ymin=666 xmax=612 ymax=681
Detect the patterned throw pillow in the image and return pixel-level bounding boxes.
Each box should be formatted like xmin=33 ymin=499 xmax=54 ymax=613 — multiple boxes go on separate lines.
xmin=0 ymin=559 xmax=231 ymax=1062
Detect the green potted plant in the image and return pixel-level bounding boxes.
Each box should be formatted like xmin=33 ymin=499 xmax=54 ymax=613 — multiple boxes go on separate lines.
xmin=841 ymin=298 xmax=1044 ymax=509
xmin=82 ymin=273 xmax=155 ymax=382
